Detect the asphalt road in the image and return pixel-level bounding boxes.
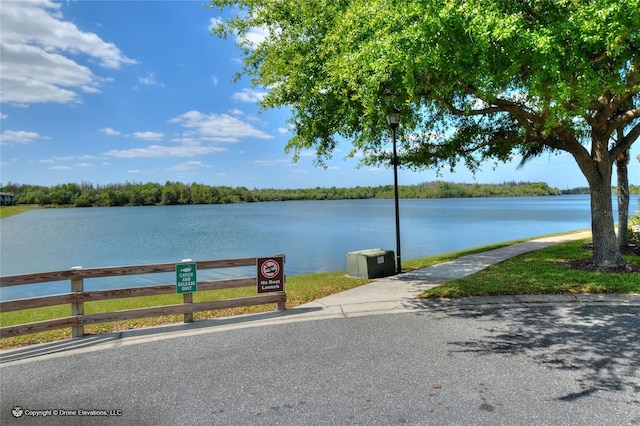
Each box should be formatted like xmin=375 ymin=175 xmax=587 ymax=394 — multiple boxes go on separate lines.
xmin=2 ymin=301 xmax=639 ymax=425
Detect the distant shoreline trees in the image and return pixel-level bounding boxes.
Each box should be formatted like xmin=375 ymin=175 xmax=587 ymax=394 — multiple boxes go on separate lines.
xmin=1 ymin=181 xmax=637 ymax=208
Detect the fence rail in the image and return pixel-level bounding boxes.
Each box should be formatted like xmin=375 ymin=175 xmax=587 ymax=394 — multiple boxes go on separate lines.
xmin=0 ymin=256 xmax=286 ymax=339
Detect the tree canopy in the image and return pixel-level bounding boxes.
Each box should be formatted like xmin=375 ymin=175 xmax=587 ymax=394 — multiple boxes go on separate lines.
xmin=2 ymin=181 xmax=572 ymax=206
xmin=210 ymin=0 xmax=640 ymax=268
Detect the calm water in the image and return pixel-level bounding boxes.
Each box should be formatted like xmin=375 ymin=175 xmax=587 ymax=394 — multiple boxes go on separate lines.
xmin=1 ymin=195 xmax=635 ymax=300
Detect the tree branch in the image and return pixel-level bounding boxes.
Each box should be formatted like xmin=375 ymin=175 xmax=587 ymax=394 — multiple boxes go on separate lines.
xmin=437 ymin=96 xmax=509 ymax=117
xmin=602 ymin=63 xmax=638 ymax=125
xmin=436 ymin=85 xmax=542 ymax=133
xmin=611 ymin=122 xmax=640 ymax=159
xmin=607 ymin=107 xmax=640 ymax=135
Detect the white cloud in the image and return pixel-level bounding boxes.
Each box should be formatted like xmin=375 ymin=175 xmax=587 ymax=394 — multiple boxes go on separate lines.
xmin=0 ymin=114 xmax=7 ymax=119
xmin=0 ymin=43 xmax=90 ymax=103
xmin=211 ymin=75 xmax=219 ymax=86
xmin=133 ymin=131 xmax=164 ymax=141
xmin=232 ymin=88 xmax=268 ymax=103
xmin=251 ymin=159 xmax=292 ymax=166
xmin=137 ymin=71 xmax=164 ymax=88
xmin=166 ymin=161 xmax=211 ymax=172
xmin=103 ymin=110 xmax=273 ymax=159
xmin=103 ymin=144 xmax=227 ymax=159
xmin=50 ymin=166 xmax=72 ymax=171
xmin=168 ymin=110 xmax=273 ymax=142
xmin=0 ymin=130 xmax=45 ymax=144
xmin=100 ymin=127 xmax=121 ymax=136
xmin=39 ymin=155 xmax=74 ymax=164
xmin=0 ymin=0 xmax=136 ymax=104
xmin=242 ymin=26 xmax=270 ymax=47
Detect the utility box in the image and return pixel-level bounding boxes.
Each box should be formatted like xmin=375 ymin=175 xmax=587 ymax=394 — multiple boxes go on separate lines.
xmin=347 ymin=249 xmax=395 ymax=279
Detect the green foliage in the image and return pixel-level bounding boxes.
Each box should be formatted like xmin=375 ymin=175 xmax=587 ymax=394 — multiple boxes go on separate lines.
xmin=1 ymin=181 xmax=565 ymax=207
xmin=209 ymin=0 xmax=638 ymax=268
xmin=562 ymin=185 xmax=640 ymax=195
xmin=209 ymin=0 xmax=638 ymax=171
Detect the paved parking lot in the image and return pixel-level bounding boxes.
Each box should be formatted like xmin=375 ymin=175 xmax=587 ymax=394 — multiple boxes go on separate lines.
xmin=2 ymin=300 xmax=639 ymax=425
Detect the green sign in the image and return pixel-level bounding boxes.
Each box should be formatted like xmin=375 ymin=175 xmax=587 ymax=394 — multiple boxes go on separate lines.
xmin=176 ymin=263 xmax=197 ymax=294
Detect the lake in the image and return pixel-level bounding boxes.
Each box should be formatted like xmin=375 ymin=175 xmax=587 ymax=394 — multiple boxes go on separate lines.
xmin=1 ymin=195 xmax=636 ymax=300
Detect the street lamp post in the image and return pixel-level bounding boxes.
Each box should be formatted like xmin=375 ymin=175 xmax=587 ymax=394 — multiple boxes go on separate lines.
xmin=386 ymin=109 xmax=402 ymax=274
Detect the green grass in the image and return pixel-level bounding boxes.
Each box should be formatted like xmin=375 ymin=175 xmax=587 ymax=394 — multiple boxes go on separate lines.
xmin=0 ymin=271 xmax=372 ymax=349
xmin=0 ymin=205 xmax=39 ymax=219
xmin=418 ymin=239 xmax=640 ymax=299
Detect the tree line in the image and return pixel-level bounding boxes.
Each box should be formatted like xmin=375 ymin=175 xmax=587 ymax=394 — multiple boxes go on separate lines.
xmin=3 ymin=181 xmax=634 ymax=208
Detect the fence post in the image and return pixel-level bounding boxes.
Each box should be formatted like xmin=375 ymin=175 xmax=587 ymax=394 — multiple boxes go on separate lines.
xmin=70 ymin=266 xmax=84 ymax=338
xmin=276 ymin=253 xmax=286 ymax=311
xmin=277 ymin=294 xmax=286 ymax=311
xmin=183 ymin=293 xmax=194 ymax=323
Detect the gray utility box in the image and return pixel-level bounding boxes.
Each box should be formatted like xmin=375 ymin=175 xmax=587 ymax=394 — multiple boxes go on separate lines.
xmin=347 ymin=249 xmax=395 ymax=279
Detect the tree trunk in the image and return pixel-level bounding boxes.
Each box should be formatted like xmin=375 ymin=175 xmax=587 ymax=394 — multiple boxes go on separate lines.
xmin=616 ymin=149 xmax=630 ymax=246
xmin=585 ymin=157 xmax=627 ymax=269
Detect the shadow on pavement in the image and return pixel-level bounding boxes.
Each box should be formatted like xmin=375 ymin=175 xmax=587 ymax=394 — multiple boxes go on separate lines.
xmin=412 ymin=301 xmax=640 ymax=403
xmin=0 ymin=334 xmax=120 ymax=364
xmin=0 ymin=306 xmax=322 ymax=364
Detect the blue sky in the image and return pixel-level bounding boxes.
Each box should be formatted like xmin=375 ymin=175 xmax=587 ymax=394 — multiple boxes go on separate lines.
xmin=1 ymin=1 xmax=637 ymax=190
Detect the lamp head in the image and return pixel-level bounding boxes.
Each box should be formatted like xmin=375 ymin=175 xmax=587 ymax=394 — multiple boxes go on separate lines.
xmin=386 ymin=108 xmax=400 ymax=127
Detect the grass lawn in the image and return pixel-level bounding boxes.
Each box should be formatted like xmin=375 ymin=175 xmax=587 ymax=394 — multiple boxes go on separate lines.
xmin=418 ymin=239 xmax=640 ymax=298
xmin=0 ymin=270 xmax=373 ymax=349
xmin=0 ymin=205 xmax=39 ymax=219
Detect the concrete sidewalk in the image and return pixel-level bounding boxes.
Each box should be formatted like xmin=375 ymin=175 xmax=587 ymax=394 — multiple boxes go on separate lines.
xmin=294 ymin=230 xmax=637 ymax=318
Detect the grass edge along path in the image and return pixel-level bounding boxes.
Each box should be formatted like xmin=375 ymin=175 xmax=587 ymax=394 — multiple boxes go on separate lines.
xmin=418 ymin=238 xmax=640 ymax=299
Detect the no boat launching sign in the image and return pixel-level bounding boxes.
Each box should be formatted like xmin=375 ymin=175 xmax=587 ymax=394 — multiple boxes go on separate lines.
xmin=257 ymin=256 xmax=284 ymax=293
xmin=176 ymin=262 xmax=197 ymax=294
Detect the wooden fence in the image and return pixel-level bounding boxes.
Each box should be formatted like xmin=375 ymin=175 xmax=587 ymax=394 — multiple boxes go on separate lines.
xmin=0 ymin=256 xmax=286 ymax=339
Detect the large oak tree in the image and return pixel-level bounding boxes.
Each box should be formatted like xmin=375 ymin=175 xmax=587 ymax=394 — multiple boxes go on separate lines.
xmin=210 ymin=0 xmax=640 ymax=268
